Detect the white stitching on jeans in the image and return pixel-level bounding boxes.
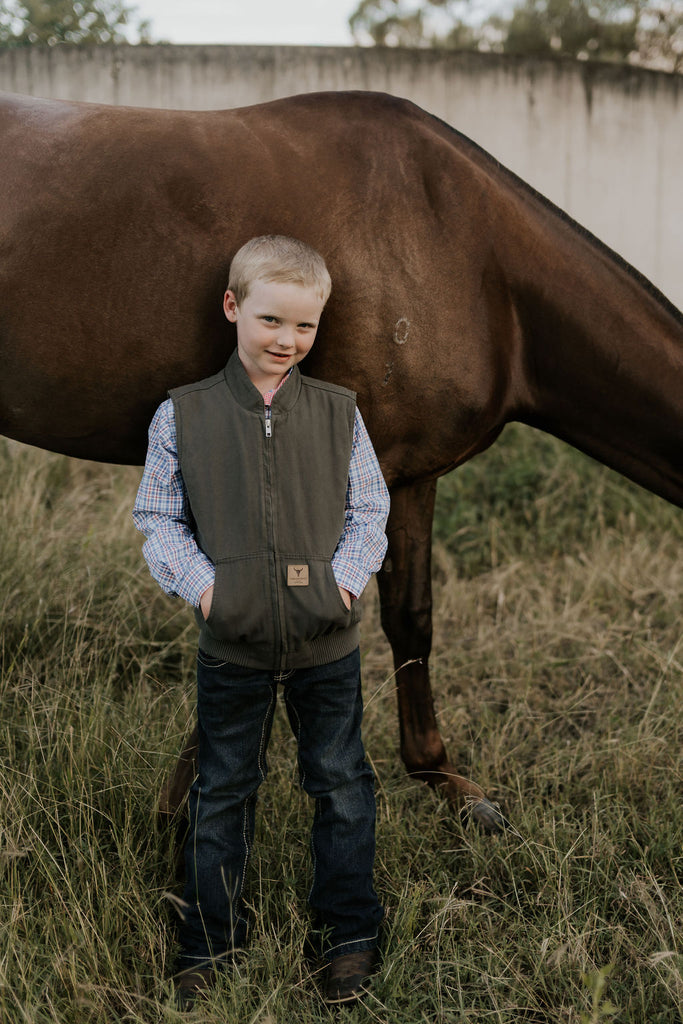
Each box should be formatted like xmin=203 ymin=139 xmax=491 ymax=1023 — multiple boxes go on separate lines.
xmin=257 ymin=687 xmax=276 ymax=783
xmin=285 ymin=691 xmax=318 ymax=907
xmin=284 ymin=692 xmax=305 ymax=789
xmin=326 ymin=932 xmax=379 ymax=957
xmin=237 ymin=686 xmax=276 ymax=902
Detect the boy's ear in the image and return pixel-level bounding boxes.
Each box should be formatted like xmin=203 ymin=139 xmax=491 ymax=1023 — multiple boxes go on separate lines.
xmin=223 ymin=289 xmax=238 ymax=322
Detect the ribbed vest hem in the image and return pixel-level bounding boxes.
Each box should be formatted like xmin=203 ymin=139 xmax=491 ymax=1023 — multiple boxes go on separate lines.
xmin=196 ymin=622 xmax=361 ymax=671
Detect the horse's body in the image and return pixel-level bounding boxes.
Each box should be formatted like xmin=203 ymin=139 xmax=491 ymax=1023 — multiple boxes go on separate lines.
xmin=2 ymin=90 xmax=682 ymax=828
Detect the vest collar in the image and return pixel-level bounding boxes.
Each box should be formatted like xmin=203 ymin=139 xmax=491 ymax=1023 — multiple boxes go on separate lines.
xmin=223 ymin=349 xmax=302 ymax=414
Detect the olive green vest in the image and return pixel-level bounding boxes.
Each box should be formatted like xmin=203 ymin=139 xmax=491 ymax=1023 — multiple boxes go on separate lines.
xmin=170 ymin=351 xmax=361 ymax=670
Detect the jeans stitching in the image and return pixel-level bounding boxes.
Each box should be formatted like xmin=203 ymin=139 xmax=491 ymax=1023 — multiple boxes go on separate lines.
xmin=237 ymin=795 xmax=252 ymax=904
xmin=237 ymin=686 xmax=276 ymax=904
xmin=197 ymin=649 xmax=230 ymax=669
xmin=285 ymin=690 xmax=319 ymax=909
xmin=190 ymin=786 xmax=215 ymax=959
xmin=326 ymin=932 xmax=379 ymax=958
xmin=274 ymin=669 xmax=294 ymax=683
xmin=257 ymin=686 xmax=277 ymax=783
xmin=284 ymin=691 xmax=305 ymax=789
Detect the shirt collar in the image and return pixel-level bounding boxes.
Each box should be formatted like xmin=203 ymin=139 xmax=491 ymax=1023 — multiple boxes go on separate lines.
xmin=224 ymin=350 xmax=302 ymax=414
xmin=263 ymin=368 xmax=293 ymax=407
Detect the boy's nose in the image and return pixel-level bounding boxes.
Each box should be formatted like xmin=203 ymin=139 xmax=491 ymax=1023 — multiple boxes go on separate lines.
xmin=276 ymin=330 xmax=296 ymax=349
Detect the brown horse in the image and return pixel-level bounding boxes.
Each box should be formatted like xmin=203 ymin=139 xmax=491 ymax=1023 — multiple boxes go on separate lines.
xmin=2 ymin=89 xmax=682 ymax=831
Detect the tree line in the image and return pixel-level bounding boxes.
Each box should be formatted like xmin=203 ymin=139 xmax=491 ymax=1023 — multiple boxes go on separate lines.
xmin=0 ymin=0 xmax=680 ymax=72
xmin=0 ymin=0 xmax=150 ymax=46
xmin=349 ymin=0 xmax=682 ymax=72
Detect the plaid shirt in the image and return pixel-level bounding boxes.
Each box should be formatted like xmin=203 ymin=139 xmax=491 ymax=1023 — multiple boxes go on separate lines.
xmin=133 ymin=377 xmax=389 ymax=606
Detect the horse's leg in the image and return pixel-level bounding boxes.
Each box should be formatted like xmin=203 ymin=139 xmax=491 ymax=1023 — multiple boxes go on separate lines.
xmin=158 ymin=729 xmax=197 ymax=877
xmin=377 ymin=479 xmax=505 ymax=832
xmin=158 ymin=729 xmax=197 ymax=819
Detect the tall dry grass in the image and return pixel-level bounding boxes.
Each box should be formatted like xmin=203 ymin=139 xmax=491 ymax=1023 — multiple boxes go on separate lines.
xmin=0 ymin=425 xmax=681 ymax=1022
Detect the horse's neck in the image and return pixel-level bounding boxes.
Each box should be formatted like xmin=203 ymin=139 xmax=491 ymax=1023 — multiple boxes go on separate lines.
xmin=508 ymin=201 xmax=683 ymax=507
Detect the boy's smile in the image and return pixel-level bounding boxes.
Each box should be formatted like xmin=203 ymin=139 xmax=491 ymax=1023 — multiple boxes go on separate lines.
xmin=224 ymin=279 xmax=325 ymax=395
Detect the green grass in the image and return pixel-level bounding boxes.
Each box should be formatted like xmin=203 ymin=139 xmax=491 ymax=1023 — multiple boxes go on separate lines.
xmin=0 ymin=426 xmax=681 ymax=1022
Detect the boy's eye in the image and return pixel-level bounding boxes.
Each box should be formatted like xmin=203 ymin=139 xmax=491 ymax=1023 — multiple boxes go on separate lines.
xmin=261 ymin=316 xmax=278 ymax=323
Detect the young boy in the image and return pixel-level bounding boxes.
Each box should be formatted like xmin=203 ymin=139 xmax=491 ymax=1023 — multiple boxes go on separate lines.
xmin=133 ymin=236 xmax=390 ymax=1008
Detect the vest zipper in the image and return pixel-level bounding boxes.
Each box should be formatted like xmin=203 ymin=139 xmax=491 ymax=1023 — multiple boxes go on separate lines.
xmin=262 ymin=403 xmax=286 ymax=666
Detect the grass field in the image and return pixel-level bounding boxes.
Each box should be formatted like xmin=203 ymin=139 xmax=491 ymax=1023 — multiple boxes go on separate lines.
xmin=1 ymin=424 xmax=681 ymax=1023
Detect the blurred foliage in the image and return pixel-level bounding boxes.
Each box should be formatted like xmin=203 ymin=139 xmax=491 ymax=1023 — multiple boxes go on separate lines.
xmin=434 ymin=422 xmax=683 ymax=576
xmin=349 ymin=0 xmax=683 ymax=72
xmin=0 ymin=0 xmax=152 ymax=46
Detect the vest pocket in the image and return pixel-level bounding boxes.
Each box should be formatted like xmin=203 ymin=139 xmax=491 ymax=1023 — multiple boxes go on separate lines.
xmin=205 ymin=556 xmax=274 ymax=648
xmin=278 ymin=557 xmax=360 ymax=652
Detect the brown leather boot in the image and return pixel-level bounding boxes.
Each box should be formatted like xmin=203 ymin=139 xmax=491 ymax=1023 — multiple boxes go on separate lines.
xmin=173 ymin=966 xmax=216 ymax=1009
xmin=321 ymin=949 xmax=380 ymax=1004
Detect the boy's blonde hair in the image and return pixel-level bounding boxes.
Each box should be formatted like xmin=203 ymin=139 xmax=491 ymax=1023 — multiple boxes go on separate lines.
xmin=228 ymin=235 xmax=332 ymax=306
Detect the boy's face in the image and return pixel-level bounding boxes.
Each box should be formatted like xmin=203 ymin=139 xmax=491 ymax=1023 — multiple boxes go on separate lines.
xmin=224 ymin=279 xmax=325 ymax=394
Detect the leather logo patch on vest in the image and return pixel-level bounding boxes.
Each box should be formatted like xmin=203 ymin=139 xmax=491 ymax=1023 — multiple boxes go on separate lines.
xmin=287 ymin=564 xmax=309 ymax=587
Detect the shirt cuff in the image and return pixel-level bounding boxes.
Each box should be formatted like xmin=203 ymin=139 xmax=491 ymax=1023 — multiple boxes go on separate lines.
xmin=331 ymin=556 xmax=372 ymax=600
xmin=178 ymin=560 xmax=216 ymax=608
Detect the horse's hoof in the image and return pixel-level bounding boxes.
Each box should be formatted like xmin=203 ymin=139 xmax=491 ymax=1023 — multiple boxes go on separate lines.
xmin=467 ymin=796 xmax=507 ymax=834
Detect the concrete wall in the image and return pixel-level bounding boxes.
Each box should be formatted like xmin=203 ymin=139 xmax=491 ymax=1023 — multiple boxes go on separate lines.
xmin=1 ymin=44 xmax=681 ymax=309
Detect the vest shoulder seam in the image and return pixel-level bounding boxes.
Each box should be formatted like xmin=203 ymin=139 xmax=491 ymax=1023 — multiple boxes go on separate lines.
xmin=299 ymin=375 xmax=356 ymax=403
xmin=169 ymin=371 xmax=225 ymax=402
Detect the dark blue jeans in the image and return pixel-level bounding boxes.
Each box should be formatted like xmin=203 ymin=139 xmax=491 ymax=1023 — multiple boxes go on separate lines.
xmin=177 ymin=647 xmax=383 ymax=970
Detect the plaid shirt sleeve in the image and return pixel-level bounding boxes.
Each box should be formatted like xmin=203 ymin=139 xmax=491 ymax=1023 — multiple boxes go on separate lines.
xmin=331 ymin=408 xmax=390 ymax=599
xmin=132 ymin=400 xmax=215 ymax=608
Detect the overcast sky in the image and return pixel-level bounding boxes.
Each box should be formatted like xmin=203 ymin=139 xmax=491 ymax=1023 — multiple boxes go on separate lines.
xmin=133 ymin=0 xmax=358 ymax=46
